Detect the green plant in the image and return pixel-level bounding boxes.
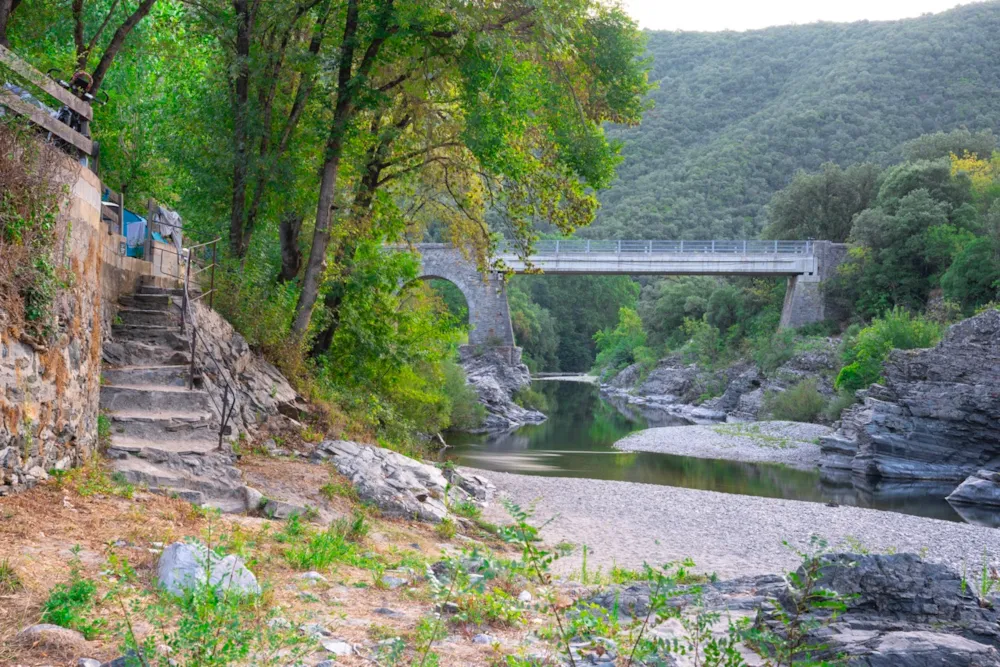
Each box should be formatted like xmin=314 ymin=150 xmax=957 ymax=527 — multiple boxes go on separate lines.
xmin=822 ymin=390 xmax=857 ymax=422
xmin=835 ymin=307 xmax=943 ymax=392
xmin=435 ymin=517 xmax=457 ymax=540
xmin=960 ymin=550 xmax=999 ymax=605
xmin=70 ymin=457 xmax=135 ymax=499
xmin=0 ymin=558 xmax=22 ymax=594
xmin=762 ymin=379 xmax=827 ymax=423
xmin=451 ymin=500 xmax=482 ymax=520
xmin=454 ymin=588 xmax=526 ymax=627
xmin=320 ymin=477 xmax=360 ymax=502
xmin=282 ymin=514 xmax=371 ymax=570
xmin=41 ymin=546 xmax=104 ymax=639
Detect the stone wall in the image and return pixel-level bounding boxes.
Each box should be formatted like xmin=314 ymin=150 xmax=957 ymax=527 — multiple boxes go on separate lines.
xmin=1 ymin=151 xmax=165 ymax=495
xmin=779 ymin=241 xmax=848 ymax=328
xmin=1 ymin=158 xmax=104 ymax=493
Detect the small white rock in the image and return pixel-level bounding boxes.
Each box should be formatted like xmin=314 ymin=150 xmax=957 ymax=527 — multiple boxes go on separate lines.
xmin=299 ymin=571 xmax=327 ymax=583
xmin=322 ymin=640 xmax=353 ymax=656
xmin=78 ymin=659 xmax=101 ymax=667
xmin=518 ymin=590 xmax=533 ymax=603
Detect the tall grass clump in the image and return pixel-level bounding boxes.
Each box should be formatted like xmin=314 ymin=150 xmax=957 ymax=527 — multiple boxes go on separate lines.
xmin=835 ymin=307 xmax=943 ymax=392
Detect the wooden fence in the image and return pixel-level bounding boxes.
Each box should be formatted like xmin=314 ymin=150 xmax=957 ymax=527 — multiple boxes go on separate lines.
xmin=0 ymin=44 xmax=97 ymax=164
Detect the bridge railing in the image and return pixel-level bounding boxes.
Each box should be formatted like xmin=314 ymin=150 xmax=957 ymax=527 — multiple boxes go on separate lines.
xmin=496 ymin=240 xmax=813 ymax=255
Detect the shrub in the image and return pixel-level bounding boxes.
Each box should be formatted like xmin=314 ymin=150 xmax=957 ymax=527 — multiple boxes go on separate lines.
xmin=835 ymin=307 xmax=943 ymax=392
xmin=822 ymin=390 xmax=858 ymax=422
xmin=0 ymin=558 xmax=22 ymax=594
xmin=751 ymin=328 xmax=796 ymax=375
xmin=513 ymin=386 xmax=549 ymax=412
xmin=762 ymin=379 xmax=827 ymax=423
xmin=442 ymin=360 xmax=485 ymax=431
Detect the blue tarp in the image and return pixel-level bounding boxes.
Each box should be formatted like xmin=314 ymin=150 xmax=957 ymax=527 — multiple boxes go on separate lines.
xmin=123 ymin=208 xmax=147 ymax=258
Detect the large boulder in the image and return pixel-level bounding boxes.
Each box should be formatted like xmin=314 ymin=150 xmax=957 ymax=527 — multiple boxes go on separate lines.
xmin=458 ymin=346 xmax=545 ymax=432
xmin=819 ymin=310 xmax=1000 ymax=489
xmin=312 ymin=440 xmax=452 ymax=522
xmin=157 ymin=541 xmax=261 ymax=596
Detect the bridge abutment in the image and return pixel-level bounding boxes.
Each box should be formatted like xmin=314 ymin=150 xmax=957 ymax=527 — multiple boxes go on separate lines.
xmin=779 ymin=241 xmax=848 ymax=329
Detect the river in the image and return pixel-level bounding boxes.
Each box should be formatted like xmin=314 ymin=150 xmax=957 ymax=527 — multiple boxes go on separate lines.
xmin=446 ymin=380 xmax=975 ymax=524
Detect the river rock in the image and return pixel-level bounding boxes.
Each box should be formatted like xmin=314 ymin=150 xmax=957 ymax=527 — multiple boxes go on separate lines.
xmin=820 ymin=310 xmax=1000 ymax=489
xmin=459 ymin=346 xmax=546 ymax=431
xmin=312 ymin=440 xmax=451 ymax=522
xmin=157 ymin=541 xmax=261 ymax=596
xmin=946 ymin=469 xmax=1000 ymax=508
xmin=15 ymin=624 xmax=87 ymax=650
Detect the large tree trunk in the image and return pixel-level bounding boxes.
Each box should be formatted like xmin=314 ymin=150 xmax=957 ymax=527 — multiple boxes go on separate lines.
xmin=228 ymin=0 xmax=253 ymax=257
xmin=278 ymin=211 xmax=303 ymax=282
xmin=0 ymin=0 xmax=22 ymax=46
xmin=89 ymin=0 xmax=157 ymax=92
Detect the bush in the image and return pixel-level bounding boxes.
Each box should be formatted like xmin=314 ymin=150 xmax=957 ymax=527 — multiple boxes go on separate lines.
xmin=514 ymin=386 xmax=549 ymax=412
xmin=442 ymin=360 xmax=485 ymax=431
xmin=835 ymin=307 xmax=943 ymax=392
xmin=751 ymin=328 xmax=796 ymax=375
xmin=762 ymin=379 xmax=827 ymax=423
xmin=822 ymin=390 xmax=858 ymax=422
xmin=41 ymin=547 xmax=104 ymax=639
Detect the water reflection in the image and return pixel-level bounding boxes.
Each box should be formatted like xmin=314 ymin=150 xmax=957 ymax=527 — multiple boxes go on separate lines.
xmin=446 ymin=381 xmax=979 ymax=524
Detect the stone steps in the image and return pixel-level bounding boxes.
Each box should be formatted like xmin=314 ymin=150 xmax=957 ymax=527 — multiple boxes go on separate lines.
xmin=102 ymin=365 xmax=192 ymax=388
xmin=107 ymin=409 xmax=216 ymax=442
xmin=117 ymin=308 xmax=180 ymax=327
xmin=100 ymin=284 xmax=253 ymax=515
xmin=100 ymin=384 xmax=213 ymax=413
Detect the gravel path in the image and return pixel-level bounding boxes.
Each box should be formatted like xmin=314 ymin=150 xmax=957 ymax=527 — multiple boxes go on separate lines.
xmin=477 ymin=470 xmax=1000 ymax=579
xmin=614 ymin=421 xmax=831 ymax=469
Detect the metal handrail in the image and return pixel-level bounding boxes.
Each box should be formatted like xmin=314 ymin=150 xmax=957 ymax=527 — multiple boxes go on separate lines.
xmin=493 ymin=239 xmax=815 ymax=255
xmin=174 ymin=237 xmax=245 ymax=450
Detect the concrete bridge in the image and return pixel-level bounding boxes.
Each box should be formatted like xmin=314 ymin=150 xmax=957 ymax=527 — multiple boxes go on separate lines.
xmin=414 ymin=240 xmax=847 ymax=346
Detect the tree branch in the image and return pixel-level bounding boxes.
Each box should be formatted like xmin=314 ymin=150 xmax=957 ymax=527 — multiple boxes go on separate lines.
xmin=89 ymin=0 xmax=158 ymax=92
xmin=86 ymin=0 xmax=123 ymax=57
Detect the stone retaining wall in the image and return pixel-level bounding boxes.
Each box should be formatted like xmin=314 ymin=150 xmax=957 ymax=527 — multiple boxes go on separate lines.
xmin=1 ymin=151 xmax=166 ymax=495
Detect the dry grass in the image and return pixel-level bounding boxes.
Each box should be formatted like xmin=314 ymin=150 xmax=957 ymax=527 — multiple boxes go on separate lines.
xmin=0 ymin=457 xmax=532 ymax=667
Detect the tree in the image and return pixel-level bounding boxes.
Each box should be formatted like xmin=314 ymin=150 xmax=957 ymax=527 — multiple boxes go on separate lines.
xmin=0 ymin=0 xmax=21 ymax=46
xmin=900 ymin=128 xmax=997 ymax=162
xmin=763 ymin=163 xmax=881 ymax=242
xmin=289 ymin=0 xmax=651 ymax=338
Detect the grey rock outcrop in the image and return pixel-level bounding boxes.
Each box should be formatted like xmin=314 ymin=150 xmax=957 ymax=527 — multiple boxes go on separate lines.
xmin=157 ymin=541 xmax=261 ymax=596
xmin=590 ymin=553 xmax=1000 ymax=666
xmin=458 ymin=346 xmax=545 ymax=432
xmin=946 ymin=469 xmax=1000 ymax=508
xmin=312 ymin=440 xmax=491 ymax=522
xmin=819 ymin=311 xmax=1000 ymax=501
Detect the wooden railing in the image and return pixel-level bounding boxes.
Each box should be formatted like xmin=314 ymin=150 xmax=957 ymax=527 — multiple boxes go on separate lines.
xmin=0 ymin=44 xmax=98 ymax=165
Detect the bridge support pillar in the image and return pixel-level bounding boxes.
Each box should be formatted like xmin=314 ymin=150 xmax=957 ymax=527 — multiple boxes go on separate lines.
xmin=415 ymin=245 xmax=516 ymax=347
xmin=779 ymin=241 xmax=847 ymax=329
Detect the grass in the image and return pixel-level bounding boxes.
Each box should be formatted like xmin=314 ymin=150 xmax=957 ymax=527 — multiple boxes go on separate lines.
xmin=282 ymin=513 xmax=373 ymax=571
xmin=450 ymin=499 xmax=482 ymax=520
xmin=0 ymin=558 xmax=22 ymax=594
xmin=435 ymin=517 xmax=457 ymax=540
xmin=62 ymin=456 xmax=136 ymax=498
xmin=711 ymin=422 xmax=792 ymax=449
xmin=320 ymin=474 xmax=360 ymax=502
xmin=40 ymin=546 xmax=104 ymax=639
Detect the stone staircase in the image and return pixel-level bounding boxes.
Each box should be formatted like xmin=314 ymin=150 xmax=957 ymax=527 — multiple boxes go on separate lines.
xmin=100 ymin=277 xmax=252 ymax=512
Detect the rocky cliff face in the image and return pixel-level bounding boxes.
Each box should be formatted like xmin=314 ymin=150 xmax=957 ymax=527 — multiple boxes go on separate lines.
xmin=458 ymin=346 xmax=545 ymax=432
xmin=820 ymin=310 xmax=1000 ymax=508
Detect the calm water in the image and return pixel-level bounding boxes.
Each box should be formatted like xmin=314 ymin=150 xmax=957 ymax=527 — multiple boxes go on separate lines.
xmin=446 ymin=381 xmax=985 ymax=525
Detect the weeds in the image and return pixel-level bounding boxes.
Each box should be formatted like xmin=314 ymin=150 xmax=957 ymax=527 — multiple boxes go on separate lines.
xmin=435 ymin=517 xmax=457 ymax=539
xmin=320 ymin=475 xmax=360 ymax=502
xmin=282 ymin=513 xmax=372 ymax=570
xmin=0 ymin=558 xmax=22 ymax=594
xmin=451 ymin=499 xmax=482 ymax=520
xmin=41 ymin=546 xmax=104 ymax=639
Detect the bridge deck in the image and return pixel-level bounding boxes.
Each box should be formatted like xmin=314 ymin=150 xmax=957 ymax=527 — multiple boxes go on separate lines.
xmin=492 ymin=240 xmax=817 ymax=276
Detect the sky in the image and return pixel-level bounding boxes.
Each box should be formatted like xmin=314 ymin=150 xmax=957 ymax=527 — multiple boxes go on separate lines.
xmin=622 ymin=0 xmax=988 ymax=32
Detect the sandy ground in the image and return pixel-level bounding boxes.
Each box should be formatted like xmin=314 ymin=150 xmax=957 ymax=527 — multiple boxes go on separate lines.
xmin=614 ymin=421 xmax=831 ymax=470
xmin=477 ymin=470 xmax=1000 ymax=580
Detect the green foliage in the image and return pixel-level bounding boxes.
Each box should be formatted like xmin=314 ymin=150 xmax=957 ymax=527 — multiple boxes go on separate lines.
xmin=835 ymin=308 xmax=943 ymax=392
xmin=763 ymin=163 xmax=881 ymax=242
xmin=751 ymin=329 xmax=797 ymax=376
xmin=451 ymin=500 xmax=482 ymax=521
xmin=282 ymin=515 xmax=370 ymax=571
xmin=513 ymin=387 xmax=549 ymax=413
xmin=41 ymin=547 xmax=104 ymax=639
xmin=435 ymin=517 xmax=457 ymax=540
xmin=589 ymin=3 xmax=1000 ymax=239
xmin=941 ymin=237 xmax=1000 ymax=313
xmin=822 ymin=391 xmax=858 ymax=423
xmin=441 ymin=361 xmax=486 ymax=432
xmin=678 ymin=319 xmax=727 ymax=369
xmin=762 ymin=380 xmax=827 ymax=424
xmin=592 ymin=306 xmax=656 ymax=375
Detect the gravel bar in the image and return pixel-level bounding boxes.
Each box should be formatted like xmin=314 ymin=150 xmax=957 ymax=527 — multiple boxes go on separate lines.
xmin=613 ymin=421 xmax=831 ymax=469
xmin=477 ymin=470 xmax=1000 ymax=579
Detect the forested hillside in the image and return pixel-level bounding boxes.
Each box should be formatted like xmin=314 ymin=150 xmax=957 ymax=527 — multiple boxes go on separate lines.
xmin=588 ymin=2 xmax=1000 ymax=239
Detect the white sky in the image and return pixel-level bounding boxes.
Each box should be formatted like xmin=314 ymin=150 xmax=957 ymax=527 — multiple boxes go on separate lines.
xmin=622 ymin=0 xmax=989 ymax=32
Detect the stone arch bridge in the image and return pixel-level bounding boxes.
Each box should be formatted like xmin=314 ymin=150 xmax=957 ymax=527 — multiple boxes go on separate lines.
xmin=414 ymin=240 xmax=847 ymax=347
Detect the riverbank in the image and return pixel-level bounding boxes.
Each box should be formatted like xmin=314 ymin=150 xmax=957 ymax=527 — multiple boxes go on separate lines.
xmin=476 ymin=469 xmax=1000 ymax=579
xmin=613 ymin=421 xmax=830 ymax=470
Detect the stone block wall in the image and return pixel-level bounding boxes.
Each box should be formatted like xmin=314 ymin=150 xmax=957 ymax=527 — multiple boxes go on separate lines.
xmin=1 ymin=152 xmax=164 ymax=495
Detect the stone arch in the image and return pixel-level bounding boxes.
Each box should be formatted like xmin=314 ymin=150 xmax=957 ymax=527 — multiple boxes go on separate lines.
xmin=414 ymin=245 xmax=515 ymax=346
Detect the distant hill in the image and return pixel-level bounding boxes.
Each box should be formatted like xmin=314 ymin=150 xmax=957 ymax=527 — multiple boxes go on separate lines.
xmin=586 ymin=2 xmax=1000 ymax=239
